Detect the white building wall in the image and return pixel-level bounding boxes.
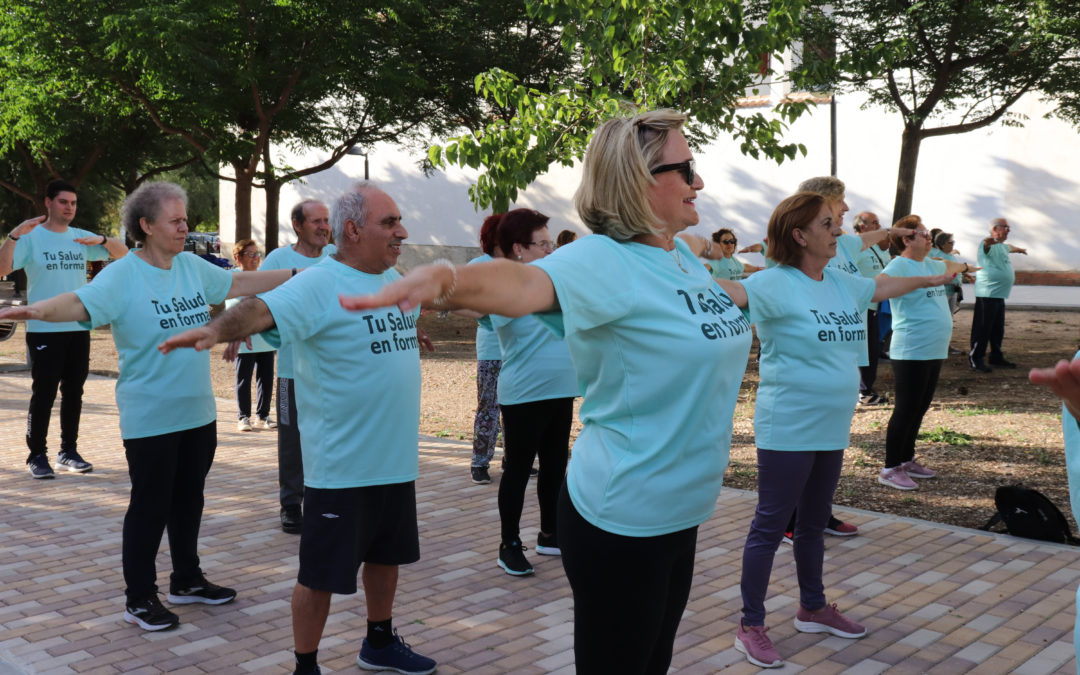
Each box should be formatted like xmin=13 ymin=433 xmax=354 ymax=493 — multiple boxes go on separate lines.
xmin=221 ymin=91 xmax=1080 ymax=271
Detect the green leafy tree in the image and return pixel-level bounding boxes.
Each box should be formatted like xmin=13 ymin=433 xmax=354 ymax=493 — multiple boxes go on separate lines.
xmin=5 ymin=0 xmax=572 ymax=245
xmin=793 ymin=0 xmax=1080 ymax=223
xmin=429 ymin=0 xmax=812 ymax=211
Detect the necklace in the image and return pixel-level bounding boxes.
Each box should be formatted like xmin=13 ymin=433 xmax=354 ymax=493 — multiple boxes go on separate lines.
xmin=668 ymin=246 xmax=689 ymax=273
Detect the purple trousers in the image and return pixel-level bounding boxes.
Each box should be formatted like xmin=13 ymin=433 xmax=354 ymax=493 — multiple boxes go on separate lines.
xmin=740 ymin=448 xmax=844 ymax=626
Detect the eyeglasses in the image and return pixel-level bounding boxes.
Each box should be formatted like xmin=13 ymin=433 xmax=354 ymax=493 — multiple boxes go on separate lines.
xmin=721 ymin=239 xmax=737 ymax=245
xmin=525 ymin=239 xmax=553 ymax=251
xmin=649 ymin=159 xmax=696 ymax=186
xmin=240 ymin=250 xmax=262 ymax=258
xmin=911 ymin=230 xmax=932 ymax=239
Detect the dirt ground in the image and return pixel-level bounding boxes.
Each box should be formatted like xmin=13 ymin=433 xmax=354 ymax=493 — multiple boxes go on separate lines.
xmin=3 ymin=304 xmax=1075 ymax=533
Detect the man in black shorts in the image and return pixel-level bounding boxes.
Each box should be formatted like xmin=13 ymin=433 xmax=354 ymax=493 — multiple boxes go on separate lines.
xmin=158 ymin=182 xmax=434 ymax=675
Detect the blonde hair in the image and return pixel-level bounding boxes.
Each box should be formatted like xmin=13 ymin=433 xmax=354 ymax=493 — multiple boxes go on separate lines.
xmin=574 ymin=109 xmax=687 ymax=241
xmin=797 ymin=176 xmax=846 ymax=202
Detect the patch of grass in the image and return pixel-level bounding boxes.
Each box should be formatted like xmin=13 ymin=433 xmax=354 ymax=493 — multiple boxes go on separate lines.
xmin=433 ymin=430 xmax=451 ymax=438
xmin=903 ymin=497 xmax=917 ymax=504
xmin=1035 ymin=448 xmax=1056 ymax=465
xmin=918 ymin=426 xmax=973 ymax=446
xmin=955 ymin=406 xmax=1006 ymax=417
xmin=869 ymin=421 xmax=882 ymax=430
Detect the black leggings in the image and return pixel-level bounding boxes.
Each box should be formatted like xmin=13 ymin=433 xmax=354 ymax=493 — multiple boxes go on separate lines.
xmin=234 ymin=351 xmax=274 ymax=419
xmin=858 ymin=309 xmax=880 ymax=393
xmin=558 ymin=485 xmax=697 ymax=674
xmin=26 ymin=330 xmax=89 ymax=459
xmin=122 ymin=422 xmax=217 ymax=601
xmin=969 ymin=297 xmax=1005 ymax=362
xmin=498 ymin=397 xmax=572 ymax=543
xmin=885 ymin=359 xmax=943 ymax=468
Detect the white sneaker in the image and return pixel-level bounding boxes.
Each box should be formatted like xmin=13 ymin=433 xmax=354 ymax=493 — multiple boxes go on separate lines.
xmin=257 ymin=417 xmax=277 ymax=429
xmin=237 ymin=417 xmax=253 ymax=432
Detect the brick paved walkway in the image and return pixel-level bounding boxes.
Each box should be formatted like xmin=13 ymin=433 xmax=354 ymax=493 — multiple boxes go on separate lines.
xmin=1 ymin=371 xmax=1078 ymax=674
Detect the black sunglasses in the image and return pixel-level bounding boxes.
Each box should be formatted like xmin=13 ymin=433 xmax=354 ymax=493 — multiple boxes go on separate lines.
xmin=649 ymin=159 xmax=696 ymax=186
xmin=721 ymin=239 xmax=737 ymax=245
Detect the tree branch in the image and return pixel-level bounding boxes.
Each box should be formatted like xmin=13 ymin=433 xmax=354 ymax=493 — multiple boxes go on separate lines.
xmin=921 ymin=79 xmax=1036 ymax=138
xmin=885 ymin=70 xmax=913 ymax=119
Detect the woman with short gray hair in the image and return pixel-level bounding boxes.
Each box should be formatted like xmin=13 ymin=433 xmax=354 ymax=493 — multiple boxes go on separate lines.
xmin=0 ymin=181 xmax=293 ymax=633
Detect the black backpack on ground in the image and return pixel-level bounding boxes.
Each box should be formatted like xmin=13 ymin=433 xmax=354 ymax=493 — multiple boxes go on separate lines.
xmin=981 ymin=485 xmax=1080 ymax=545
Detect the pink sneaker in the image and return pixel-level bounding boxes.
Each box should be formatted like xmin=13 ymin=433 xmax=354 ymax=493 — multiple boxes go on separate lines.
xmin=735 ymin=622 xmax=783 ymax=668
xmin=902 ymin=459 xmax=936 ymax=478
xmin=878 ymin=466 xmax=918 ymax=490
xmin=795 ymin=603 xmax=867 ymax=638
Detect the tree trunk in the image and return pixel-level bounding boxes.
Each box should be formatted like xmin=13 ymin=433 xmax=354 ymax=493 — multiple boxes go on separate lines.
xmin=890 ymin=126 xmax=923 ymax=224
xmin=264 ymin=177 xmax=281 ymax=252
xmin=233 ymin=163 xmax=253 ymax=241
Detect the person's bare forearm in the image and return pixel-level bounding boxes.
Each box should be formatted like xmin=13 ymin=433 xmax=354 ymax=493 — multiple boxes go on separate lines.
xmin=227 ymin=269 xmax=293 ymax=298
xmin=439 ymin=260 xmax=557 ymax=316
xmin=210 ymin=297 xmax=276 ymax=343
xmin=103 ymin=235 xmax=128 ymax=259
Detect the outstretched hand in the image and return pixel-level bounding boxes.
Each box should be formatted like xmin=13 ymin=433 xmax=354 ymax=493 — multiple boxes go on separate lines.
xmin=1029 ymin=358 xmax=1080 ymax=419
xmin=158 ymin=326 xmax=220 ymax=354
xmin=339 ymin=264 xmax=448 ymax=314
xmin=73 ymin=234 xmax=105 ymax=246
xmin=9 ymin=215 xmax=46 ymax=239
xmin=0 ymin=305 xmax=40 ymax=322
xmin=222 ymin=338 xmax=251 ymax=362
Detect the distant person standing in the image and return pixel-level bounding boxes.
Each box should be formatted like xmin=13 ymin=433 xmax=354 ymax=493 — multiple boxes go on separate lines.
xmin=228 ymin=239 xmax=276 ymax=432
xmin=969 ymin=218 xmax=1026 ymax=373
xmin=260 ymin=199 xmax=336 ymax=533
xmin=0 ymin=179 xmax=128 ymax=479
xmin=852 ymin=212 xmax=891 ymax=406
xmin=468 ymin=214 xmax=504 ymax=485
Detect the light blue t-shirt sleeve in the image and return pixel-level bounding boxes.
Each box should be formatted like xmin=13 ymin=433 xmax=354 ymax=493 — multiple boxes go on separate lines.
xmin=882 ymin=257 xmax=950 ymax=360
xmin=531 ymin=236 xmax=638 ymax=338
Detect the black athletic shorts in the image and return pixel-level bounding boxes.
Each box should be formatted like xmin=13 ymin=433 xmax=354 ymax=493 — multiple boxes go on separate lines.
xmin=297 ymin=481 xmax=420 ymax=594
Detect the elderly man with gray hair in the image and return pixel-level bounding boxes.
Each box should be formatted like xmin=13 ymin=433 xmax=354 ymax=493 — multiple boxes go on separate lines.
xmin=258 ymin=198 xmax=335 ymax=534
xmin=969 ymin=217 xmax=1026 ymax=372
xmin=159 ymin=183 xmax=436 ymax=675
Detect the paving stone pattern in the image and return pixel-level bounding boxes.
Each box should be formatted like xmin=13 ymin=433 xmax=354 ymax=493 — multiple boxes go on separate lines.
xmin=0 ymin=372 xmax=1078 ymax=673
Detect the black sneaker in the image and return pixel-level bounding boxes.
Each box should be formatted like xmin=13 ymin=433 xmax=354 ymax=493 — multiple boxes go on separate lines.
xmin=123 ymin=595 xmax=180 ymax=631
xmin=536 ymin=532 xmax=561 ymax=556
xmin=470 ymin=466 xmax=491 ymax=484
xmin=27 ymin=454 xmax=55 ymax=479
xmin=56 ymin=449 xmax=93 ymax=473
xmin=497 ymin=539 xmax=534 ymax=576
xmin=969 ymin=358 xmax=992 ymax=373
xmin=357 ymin=629 xmax=436 ymax=675
xmin=281 ymin=505 xmax=303 ymax=534
xmin=167 ymin=576 xmax=237 ymax=605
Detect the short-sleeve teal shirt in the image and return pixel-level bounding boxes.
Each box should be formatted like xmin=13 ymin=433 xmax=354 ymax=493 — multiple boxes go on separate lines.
xmin=259 ymin=243 xmax=337 ymax=377
xmin=975 ymin=242 xmax=1014 ymax=299
xmin=855 ymin=245 xmax=891 ymax=311
xmin=743 ymin=266 xmax=875 ymax=451
xmin=532 ymin=236 xmax=752 ymax=537
xmin=13 ymin=226 xmax=110 ymax=333
xmin=882 ymin=256 xmax=951 ymax=360
xmin=226 ymin=269 xmax=275 ymax=353
xmin=468 ymin=254 xmax=502 ymax=361
xmin=74 ymin=252 xmax=233 ymax=439
xmin=490 ymin=311 xmax=577 ymax=405
xmin=707 ymin=256 xmax=744 ymax=282
xmin=259 ymin=257 xmax=421 ymax=489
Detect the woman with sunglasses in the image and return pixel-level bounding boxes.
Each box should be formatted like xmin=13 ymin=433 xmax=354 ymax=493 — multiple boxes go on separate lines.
xmin=489 ymin=208 xmax=577 ymax=578
xmin=340 ymin=109 xmax=751 ymax=674
xmin=705 ymin=228 xmax=761 ymax=281
xmin=708 ymin=194 xmax=952 ymax=668
xmin=228 ymin=239 xmax=276 ymax=432
xmin=877 ymin=216 xmax=973 ymax=490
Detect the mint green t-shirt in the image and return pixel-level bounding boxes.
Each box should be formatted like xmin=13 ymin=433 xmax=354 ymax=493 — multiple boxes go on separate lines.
xmin=826 ymin=232 xmax=863 ymax=277
xmin=490 ymin=312 xmax=577 ymax=405
xmin=882 ymin=256 xmax=950 ymax=360
xmin=74 ymin=252 xmax=233 ymax=439
xmin=743 ymin=266 xmax=875 ymax=451
xmin=13 ymin=226 xmax=111 ymax=333
xmin=928 ymin=248 xmax=962 ymax=294
xmin=761 ymin=240 xmax=779 ymax=269
xmin=259 ymin=243 xmax=337 ymax=377
xmin=260 ymin=257 xmax=420 ymax=489
xmin=533 ymin=236 xmax=753 ymax=537
xmin=855 ymin=245 xmax=891 ymax=311
xmin=975 ymin=242 xmax=1014 ymax=299
xmin=469 ymin=254 xmax=502 ymax=361
xmin=226 ymin=269 xmax=274 ymax=353
xmin=706 ymin=256 xmax=744 ymax=282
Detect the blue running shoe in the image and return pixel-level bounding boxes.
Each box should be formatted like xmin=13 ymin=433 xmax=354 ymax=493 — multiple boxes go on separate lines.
xmin=357 ymin=630 xmax=436 ymax=674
